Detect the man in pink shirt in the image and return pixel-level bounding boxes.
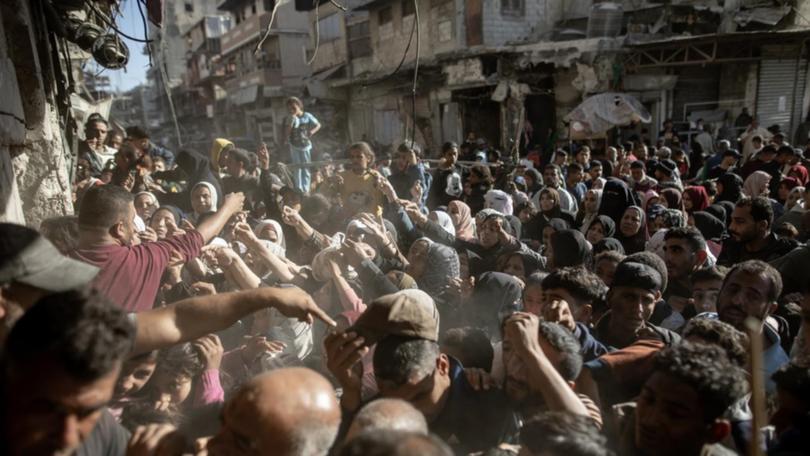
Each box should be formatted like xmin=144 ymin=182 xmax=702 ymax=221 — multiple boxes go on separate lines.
xmin=72 ymin=184 xmax=245 ymax=311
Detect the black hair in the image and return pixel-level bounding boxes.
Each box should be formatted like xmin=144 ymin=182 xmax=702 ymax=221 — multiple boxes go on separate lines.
xmin=520 ymin=411 xmax=609 ymax=456
xmin=524 ymin=271 xmax=548 ymax=291
xmin=567 ymin=163 xmax=584 ymax=174
xmin=440 ymin=327 xmax=494 ymax=371
xmin=78 ymin=184 xmax=135 ymax=229
xmin=652 ymin=342 xmax=747 ymax=422
xmin=228 ymin=148 xmax=251 ymax=169
xmin=120 ymin=399 xmax=184 ymax=433
xmin=442 ymin=142 xmax=459 ymax=154
xmin=772 ymin=362 xmax=810 ymax=406
xmin=301 ymin=193 xmax=332 ymax=220
xmin=630 ymin=160 xmax=645 ymax=170
xmin=690 ymin=266 xmax=727 ymax=286
xmin=125 ymin=126 xmax=149 ymax=140
xmin=594 ymin=250 xmax=625 ymax=265
xmin=664 ymin=226 xmax=707 ymax=253
xmin=537 ymin=322 xmax=582 ymax=381
xmin=736 ymin=196 xmax=774 ymax=228
xmin=154 ymin=342 xmax=204 ymax=380
xmin=541 ymin=267 xmax=607 ymax=309
xmin=682 ymin=319 xmax=749 ymax=368
xmin=373 ymin=336 xmax=439 ymax=386
xmin=5 ymin=288 xmax=135 ymax=381
xmin=723 ymin=260 xmax=782 ymax=303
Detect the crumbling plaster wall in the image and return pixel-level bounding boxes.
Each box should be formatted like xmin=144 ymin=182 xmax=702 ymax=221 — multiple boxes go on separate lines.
xmin=0 ymin=0 xmax=74 ymax=227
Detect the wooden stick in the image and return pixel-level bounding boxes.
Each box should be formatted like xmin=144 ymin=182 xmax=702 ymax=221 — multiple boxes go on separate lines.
xmin=745 ymin=317 xmax=766 ymax=456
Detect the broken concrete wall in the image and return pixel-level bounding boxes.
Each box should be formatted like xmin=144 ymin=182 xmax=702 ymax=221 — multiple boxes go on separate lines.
xmin=0 ymin=0 xmax=74 ymax=227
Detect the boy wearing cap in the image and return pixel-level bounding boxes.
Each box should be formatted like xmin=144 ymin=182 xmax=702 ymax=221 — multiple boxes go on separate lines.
xmin=592 ymin=260 xmax=680 ymax=350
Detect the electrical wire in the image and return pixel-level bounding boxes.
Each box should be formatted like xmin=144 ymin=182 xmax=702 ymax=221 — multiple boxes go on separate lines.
xmin=135 ymin=0 xmax=153 ymax=66
xmin=307 ymin=0 xmax=321 ymax=65
xmin=329 ymin=0 xmax=348 ymax=11
xmin=254 ymin=0 xmax=284 ymax=55
xmin=409 ymin=0 xmax=420 ymax=147
xmin=84 ymin=0 xmax=153 ymax=43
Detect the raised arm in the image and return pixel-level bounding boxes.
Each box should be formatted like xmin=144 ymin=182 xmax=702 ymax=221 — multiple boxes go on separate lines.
xmin=196 ymin=192 xmax=245 ymax=243
xmin=505 ymin=313 xmax=590 ymax=416
xmin=131 ymin=286 xmax=334 ymax=356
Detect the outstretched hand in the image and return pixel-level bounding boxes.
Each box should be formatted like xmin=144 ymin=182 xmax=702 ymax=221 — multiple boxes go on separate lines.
xmin=259 ymin=286 xmax=336 ymax=327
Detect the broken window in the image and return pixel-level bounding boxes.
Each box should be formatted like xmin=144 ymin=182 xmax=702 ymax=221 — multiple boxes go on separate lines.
xmin=402 ymin=1 xmax=415 ymax=17
xmin=502 ymin=0 xmax=524 ymax=16
xmin=184 ymin=1 xmax=193 ymax=13
xmin=348 ymin=21 xmax=372 ymax=58
xmin=379 ymin=6 xmax=393 ymax=25
xmin=319 ymin=13 xmax=342 ymax=42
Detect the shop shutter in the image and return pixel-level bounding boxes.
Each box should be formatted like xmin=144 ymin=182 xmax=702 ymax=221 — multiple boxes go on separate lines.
xmin=756 ymin=46 xmax=807 ymax=138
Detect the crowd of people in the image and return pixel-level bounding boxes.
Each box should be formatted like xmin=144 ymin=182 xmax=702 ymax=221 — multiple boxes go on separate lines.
xmin=2 ymin=101 xmax=810 ymax=456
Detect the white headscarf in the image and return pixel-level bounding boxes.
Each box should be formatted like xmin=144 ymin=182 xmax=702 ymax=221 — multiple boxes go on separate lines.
xmin=484 ymin=189 xmax=513 ymax=216
xmin=430 ymin=211 xmax=455 ymax=235
xmin=253 ymin=219 xmax=286 ymax=257
xmin=191 ymin=181 xmax=219 ymax=213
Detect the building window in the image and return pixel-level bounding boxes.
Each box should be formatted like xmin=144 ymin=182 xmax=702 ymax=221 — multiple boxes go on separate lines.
xmin=379 ymin=6 xmax=393 ymax=25
xmin=184 ymin=1 xmax=193 ymax=13
xmin=347 ymin=21 xmax=371 ymax=58
xmin=318 ymin=13 xmax=342 ymax=42
xmin=251 ymin=2 xmax=257 ymax=14
xmin=402 ymin=1 xmax=415 ymax=17
xmin=501 ymin=0 xmax=524 ymax=16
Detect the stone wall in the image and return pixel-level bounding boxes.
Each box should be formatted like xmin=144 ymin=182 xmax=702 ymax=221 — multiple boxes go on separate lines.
xmin=0 ymin=0 xmax=74 ymax=227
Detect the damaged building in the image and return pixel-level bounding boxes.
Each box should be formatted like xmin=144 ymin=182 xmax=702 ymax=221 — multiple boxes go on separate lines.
xmin=304 ymin=0 xmax=810 ymax=155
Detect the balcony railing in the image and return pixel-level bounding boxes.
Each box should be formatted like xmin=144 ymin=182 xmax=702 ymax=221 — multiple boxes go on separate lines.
xmin=220 ymin=12 xmax=276 ymax=56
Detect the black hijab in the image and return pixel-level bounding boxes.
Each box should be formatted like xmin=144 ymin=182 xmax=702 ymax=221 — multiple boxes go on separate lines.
xmin=716 ymin=173 xmax=744 ymax=203
xmin=468 ymin=272 xmax=524 ymax=339
xmin=588 ymin=215 xmax=616 ymax=238
xmin=599 ymin=177 xmax=639 ymax=227
xmin=550 ymin=229 xmax=592 ymax=269
xmin=593 ymin=237 xmax=625 ymax=255
xmin=692 ymin=211 xmax=726 ymax=242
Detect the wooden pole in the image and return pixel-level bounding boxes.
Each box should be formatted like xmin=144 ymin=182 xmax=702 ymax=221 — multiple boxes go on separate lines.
xmin=745 ymin=317 xmax=766 ymax=456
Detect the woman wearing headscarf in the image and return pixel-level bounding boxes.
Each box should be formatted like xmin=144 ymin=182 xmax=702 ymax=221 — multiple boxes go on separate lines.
xmin=743 ymin=170 xmax=772 ymax=198
xmin=715 ymin=172 xmax=744 ymax=203
xmin=428 ymin=210 xmax=455 ymax=236
xmin=658 ymin=188 xmax=685 ymax=213
xmin=615 ymin=206 xmax=649 ymax=254
xmin=598 ymin=177 xmax=638 ymax=227
xmin=547 ymin=229 xmax=592 ymax=270
xmin=406 ymin=239 xmax=460 ymax=298
xmin=448 ymin=200 xmax=476 ymax=241
xmin=497 ymin=251 xmax=544 ymax=282
xmin=134 ymin=191 xmax=159 ymax=224
xmin=190 ymin=181 xmax=219 ymax=223
xmin=691 ymin=211 xmax=726 ymax=259
xmin=682 ymin=186 xmax=710 ymax=214
xmin=541 ymin=218 xmax=570 ymax=254
xmin=525 ymin=187 xmax=575 ymax=245
xmin=776 ymin=176 xmax=802 ymax=206
xmin=785 ymin=186 xmax=806 ymax=212
xmin=465 ymin=213 xmax=546 ymax=276
xmin=253 ymin=219 xmax=286 ymax=258
xmin=577 ymin=189 xmax=602 ymax=235
xmin=641 ymin=189 xmax=660 ymax=213
xmin=523 ymin=168 xmax=544 ymax=200
xmin=704 ymin=204 xmax=727 ymax=227
xmin=484 ymin=189 xmax=514 ymax=216
xmin=149 ymin=206 xmax=185 ymax=239
xmin=466 ymin=272 xmax=523 ymax=339
xmin=585 ymin=215 xmax=616 ymax=245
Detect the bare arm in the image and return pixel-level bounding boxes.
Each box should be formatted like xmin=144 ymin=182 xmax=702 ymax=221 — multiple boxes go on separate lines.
xmin=196 ymin=193 xmax=245 ymax=243
xmin=217 ymin=248 xmax=262 ymax=290
xmin=131 ymin=286 xmax=335 ymax=356
xmin=506 ymin=313 xmax=590 ymax=416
